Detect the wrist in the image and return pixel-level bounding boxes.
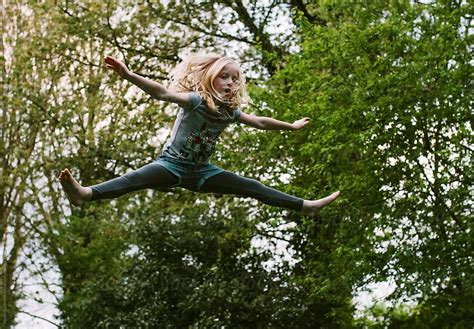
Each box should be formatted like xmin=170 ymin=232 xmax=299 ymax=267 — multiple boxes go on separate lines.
xmin=122 ymin=69 xmax=132 ymax=79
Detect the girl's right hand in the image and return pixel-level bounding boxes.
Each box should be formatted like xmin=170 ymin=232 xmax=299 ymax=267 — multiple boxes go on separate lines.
xmin=104 ymin=56 xmax=130 ymax=77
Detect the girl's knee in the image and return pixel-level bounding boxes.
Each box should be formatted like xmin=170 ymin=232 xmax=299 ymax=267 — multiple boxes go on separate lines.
xmin=242 ymin=177 xmax=265 ymax=191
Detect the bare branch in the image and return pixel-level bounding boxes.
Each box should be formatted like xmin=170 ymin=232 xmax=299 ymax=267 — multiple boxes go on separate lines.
xmin=289 ymin=0 xmax=327 ymax=26
xmin=17 ymin=310 xmax=60 ymax=328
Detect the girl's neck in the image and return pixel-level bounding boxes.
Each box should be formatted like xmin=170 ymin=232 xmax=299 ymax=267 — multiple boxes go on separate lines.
xmin=214 ymin=98 xmax=234 ymax=110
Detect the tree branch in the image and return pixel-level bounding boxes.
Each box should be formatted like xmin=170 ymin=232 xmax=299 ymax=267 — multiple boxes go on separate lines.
xmin=289 ymin=0 xmax=327 ymax=26
xmin=217 ymin=0 xmax=288 ymax=73
xmin=17 ymin=310 xmax=60 ymax=328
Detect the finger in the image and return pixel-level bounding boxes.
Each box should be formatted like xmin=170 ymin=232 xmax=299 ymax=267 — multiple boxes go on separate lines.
xmin=104 ymin=56 xmax=116 ymax=65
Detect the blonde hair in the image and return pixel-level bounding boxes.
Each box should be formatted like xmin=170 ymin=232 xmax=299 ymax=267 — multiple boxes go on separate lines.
xmin=169 ymin=53 xmax=250 ymax=112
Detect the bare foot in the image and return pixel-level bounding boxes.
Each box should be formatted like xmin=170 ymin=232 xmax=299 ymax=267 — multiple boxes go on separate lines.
xmin=302 ymin=191 xmax=340 ymax=216
xmin=58 ymin=168 xmax=92 ymax=206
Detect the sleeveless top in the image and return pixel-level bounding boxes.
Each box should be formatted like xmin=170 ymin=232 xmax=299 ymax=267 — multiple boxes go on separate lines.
xmin=161 ymin=93 xmax=241 ymax=165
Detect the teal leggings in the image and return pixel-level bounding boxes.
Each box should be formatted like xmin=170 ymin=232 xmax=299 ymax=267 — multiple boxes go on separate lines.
xmin=90 ymin=163 xmax=304 ymax=211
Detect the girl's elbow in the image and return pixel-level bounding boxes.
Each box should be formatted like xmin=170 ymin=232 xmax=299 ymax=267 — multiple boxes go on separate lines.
xmin=256 ymin=120 xmax=267 ymax=130
xmin=156 ymin=94 xmax=168 ymax=102
xmin=242 ymin=115 xmax=267 ymax=129
xmin=155 ymin=90 xmax=172 ymax=102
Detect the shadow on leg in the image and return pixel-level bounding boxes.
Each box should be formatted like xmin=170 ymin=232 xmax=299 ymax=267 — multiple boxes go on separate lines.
xmin=90 ymin=163 xmax=179 ymax=201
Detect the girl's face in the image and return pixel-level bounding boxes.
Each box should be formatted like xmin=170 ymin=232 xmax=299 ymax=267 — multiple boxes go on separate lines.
xmin=212 ymin=63 xmax=241 ymax=101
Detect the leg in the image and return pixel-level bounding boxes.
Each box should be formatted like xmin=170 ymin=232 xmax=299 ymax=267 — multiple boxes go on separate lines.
xmin=201 ymin=171 xmax=339 ymax=214
xmin=200 ymin=171 xmax=304 ymax=211
xmin=59 ymin=163 xmax=179 ymax=206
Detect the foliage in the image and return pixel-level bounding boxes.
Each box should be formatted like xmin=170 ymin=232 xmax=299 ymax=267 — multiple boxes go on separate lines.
xmin=259 ymin=1 xmax=473 ymax=327
xmin=63 ymin=197 xmax=296 ymax=328
xmin=1 ymin=0 xmax=298 ymax=327
xmin=2 ymin=0 xmax=472 ymax=328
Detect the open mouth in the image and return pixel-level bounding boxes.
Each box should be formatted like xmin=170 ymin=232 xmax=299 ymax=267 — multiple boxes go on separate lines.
xmin=221 ymin=89 xmax=233 ymax=99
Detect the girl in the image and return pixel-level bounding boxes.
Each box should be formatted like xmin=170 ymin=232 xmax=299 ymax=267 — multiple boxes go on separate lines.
xmin=59 ymin=53 xmax=339 ymax=215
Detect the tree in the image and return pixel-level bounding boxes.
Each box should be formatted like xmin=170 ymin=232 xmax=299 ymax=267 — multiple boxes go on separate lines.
xmin=1 ymin=2 xmax=64 ymax=326
xmin=1 ymin=0 xmax=302 ymax=326
xmin=7 ymin=1 xmax=472 ymax=327
xmin=259 ymin=1 xmax=473 ymax=327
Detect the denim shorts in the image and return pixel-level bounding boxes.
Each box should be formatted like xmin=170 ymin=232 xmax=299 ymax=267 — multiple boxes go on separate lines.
xmin=153 ymin=155 xmax=224 ymax=192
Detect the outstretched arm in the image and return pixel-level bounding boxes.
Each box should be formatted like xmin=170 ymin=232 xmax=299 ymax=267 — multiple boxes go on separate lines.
xmin=238 ymin=112 xmax=309 ymax=131
xmin=104 ymin=56 xmax=190 ymax=107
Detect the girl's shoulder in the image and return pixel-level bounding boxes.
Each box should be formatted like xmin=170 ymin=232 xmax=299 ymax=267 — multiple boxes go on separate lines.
xmin=181 ymin=92 xmax=204 ymax=111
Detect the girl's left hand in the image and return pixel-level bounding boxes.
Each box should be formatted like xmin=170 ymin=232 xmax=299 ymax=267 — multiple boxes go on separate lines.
xmin=292 ymin=117 xmax=310 ymax=130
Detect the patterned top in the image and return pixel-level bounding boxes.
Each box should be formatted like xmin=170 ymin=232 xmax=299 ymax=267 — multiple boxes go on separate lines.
xmin=161 ymin=94 xmax=241 ymax=165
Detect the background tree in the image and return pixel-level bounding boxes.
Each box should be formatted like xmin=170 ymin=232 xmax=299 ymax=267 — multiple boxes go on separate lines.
xmin=259 ymin=1 xmax=473 ymax=327
xmin=3 ymin=1 xmax=472 ymax=328
xmin=1 ymin=2 xmax=65 ymax=326
xmin=2 ymin=0 xmax=300 ymax=327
